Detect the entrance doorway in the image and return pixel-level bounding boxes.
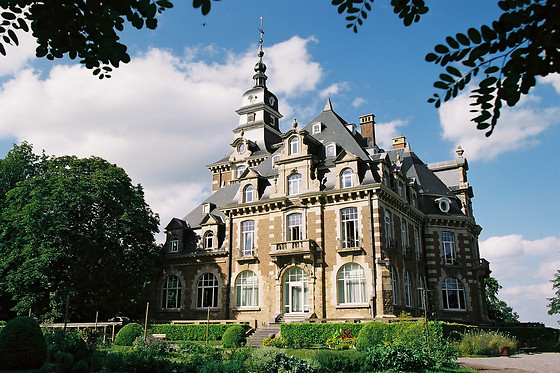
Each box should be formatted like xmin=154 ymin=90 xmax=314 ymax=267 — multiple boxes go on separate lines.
xmin=282 ymin=267 xmax=309 ymax=314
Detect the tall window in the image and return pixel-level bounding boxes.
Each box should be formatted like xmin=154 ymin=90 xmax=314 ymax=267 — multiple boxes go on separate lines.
xmin=390 ymin=266 xmax=398 ymax=305
xmin=288 ymin=173 xmax=302 ymax=195
xmin=236 ymin=165 xmax=246 ymax=178
xmin=341 ymin=207 xmax=359 ymax=248
xmin=442 ymin=277 xmax=466 ymax=310
xmin=287 ymin=213 xmax=303 ymax=241
xmin=404 ymin=271 xmax=412 ymax=307
xmin=272 ymin=155 xmax=280 ymax=168
xmin=414 ymin=227 xmax=421 ymax=260
xmin=170 ymin=235 xmax=179 ymax=253
xmin=326 ymin=144 xmax=336 ymax=158
xmin=197 ymin=273 xmax=218 ymax=308
xmin=235 ymin=271 xmax=259 ymax=307
xmin=244 ymin=184 xmax=255 ymax=203
xmin=418 ymin=276 xmax=425 ymax=309
xmin=241 ymin=220 xmax=255 ymax=256
xmin=401 ymin=219 xmax=408 ymax=253
xmin=442 ymin=232 xmax=457 ymax=265
xmin=289 ymin=137 xmax=299 ymax=155
xmin=337 ymin=263 xmax=367 ymax=304
xmin=162 ymin=275 xmax=181 ymax=309
xmin=384 ymin=210 xmax=393 ymax=248
xmin=340 ymin=168 xmax=354 ymax=188
xmin=203 ymin=231 xmax=214 ymax=249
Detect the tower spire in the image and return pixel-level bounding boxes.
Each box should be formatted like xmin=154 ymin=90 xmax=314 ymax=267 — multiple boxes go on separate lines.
xmin=253 ymin=19 xmax=267 ymax=88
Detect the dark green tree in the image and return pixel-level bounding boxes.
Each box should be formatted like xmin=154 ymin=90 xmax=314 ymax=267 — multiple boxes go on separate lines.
xmin=547 ymin=270 xmax=560 ymax=319
xmin=484 ymin=277 xmax=519 ymax=323
xmin=0 ymin=144 xmax=160 ymax=320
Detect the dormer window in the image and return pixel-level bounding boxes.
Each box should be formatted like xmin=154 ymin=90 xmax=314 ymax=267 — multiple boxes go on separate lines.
xmin=272 ymin=155 xmax=280 ymax=168
xmin=236 ymin=165 xmax=246 ymax=179
xmin=203 ymin=231 xmax=214 ymax=249
xmin=170 ymin=235 xmax=179 ymax=253
xmin=436 ymin=197 xmax=451 ymax=213
xmin=203 ymin=203 xmax=212 ymax=214
xmin=326 ymin=143 xmax=336 ymax=158
xmin=237 ymin=142 xmax=245 ymax=154
xmin=244 ymin=184 xmax=255 ymax=203
xmin=289 ymin=137 xmax=299 ymax=155
xmin=312 ymin=123 xmax=322 ymax=134
xmin=341 ymin=168 xmax=354 ymax=188
xmin=288 ymin=173 xmax=302 ymax=195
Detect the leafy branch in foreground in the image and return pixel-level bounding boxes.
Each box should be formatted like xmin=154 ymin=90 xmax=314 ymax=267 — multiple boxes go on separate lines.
xmin=426 ymin=0 xmax=560 ymax=136
xmin=332 ymin=0 xmax=428 ymax=32
xmin=0 ymin=0 xmax=173 ymax=79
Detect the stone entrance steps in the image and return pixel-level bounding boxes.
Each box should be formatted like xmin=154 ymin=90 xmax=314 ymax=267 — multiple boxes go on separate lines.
xmin=247 ymin=324 xmax=280 ymax=347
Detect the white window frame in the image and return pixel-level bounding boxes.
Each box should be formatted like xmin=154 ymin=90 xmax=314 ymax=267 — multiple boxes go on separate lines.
xmin=170 ymin=235 xmax=179 ymax=253
xmin=286 ymin=213 xmax=303 ymax=241
xmin=236 ymin=165 xmax=246 ymax=179
xmin=384 ymin=210 xmax=393 ymax=248
xmin=235 ymin=270 xmax=259 ymax=307
xmin=203 ymin=231 xmax=214 ymax=249
xmin=341 ymin=207 xmax=359 ymax=248
xmin=390 ymin=266 xmax=398 ymax=305
xmin=312 ymin=123 xmax=321 ymax=134
xmin=244 ymin=184 xmax=255 ymax=203
xmin=288 ymin=173 xmax=302 ymax=195
xmin=404 ymin=271 xmax=412 ymax=307
xmin=162 ymin=275 xmax=181 ymax=309
xmin=401 ymin=219 xmax=408 ymax=253
xmin=442 ymin=277 xmax=466 ymax=311
xmin=414 ymin=227 xmax=422 ymax=260
xmin=337 ymin=263 xmax=367 ymax=305
xmin=241 ymin=220 xmax=255 ymax=256
xmin=340 ymin=168 xmax=354 ymax=188
xmin=326 ymin=143 xmax=336 ymax=158
xmin=289 ymin=136 xmax=299 ymax=155
xmin=196 ymin=273 xmax=218 ymax=308
xmin=418 ymin=276 xmax=426 ymax=309
xmin=442 ymin=231 xmax=457 ymax=265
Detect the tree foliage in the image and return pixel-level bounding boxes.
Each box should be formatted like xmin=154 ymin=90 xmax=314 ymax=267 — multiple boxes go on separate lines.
xmin=0 ymin=143 xmax=160 ymax=320
xmin=547 ymin=269 xmax=560 ymax=318
xmin=0 ymin=0 xmax=173 ymax=79
xmin=484 ymin=277 xmax=519 ymax=323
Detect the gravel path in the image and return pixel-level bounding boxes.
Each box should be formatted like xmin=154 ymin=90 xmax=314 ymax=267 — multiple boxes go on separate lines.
xmin=457 ymin=353 xmax=560 ymax=372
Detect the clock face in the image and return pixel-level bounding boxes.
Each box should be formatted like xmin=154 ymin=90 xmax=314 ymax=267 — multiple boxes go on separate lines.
xmin=268 ymin=96 xmax=275 ymax=106
xmin=248 ymin=95 xmax=256 ymax=103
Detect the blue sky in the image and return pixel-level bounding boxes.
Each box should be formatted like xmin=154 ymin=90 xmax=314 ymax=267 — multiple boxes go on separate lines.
xmin=0 ymin=0 xmax=559 ymax=326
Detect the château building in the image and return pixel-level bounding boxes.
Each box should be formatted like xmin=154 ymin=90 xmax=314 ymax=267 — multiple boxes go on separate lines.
xmin=150 ymin=35 xmax=491 ymax=326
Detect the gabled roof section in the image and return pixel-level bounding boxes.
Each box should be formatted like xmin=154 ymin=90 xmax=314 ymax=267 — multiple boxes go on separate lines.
xmin=165 ymin=217 xmax=189 ymax=231
xmin=183 ymin=184 xmax=239 ymax=228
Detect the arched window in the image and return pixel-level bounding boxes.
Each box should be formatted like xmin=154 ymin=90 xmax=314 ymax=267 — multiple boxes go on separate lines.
xmin=418 ymin=276 xmax=426 ymax=309
xmin=197 ymin=273 xmax=218 ymax=308
xmin=404 ymin=271 xmax=412 ymax=307
xmin=390 ymin=266 xmax=398 ymax=305
xmin=341 ymin=207 xmax=359 ymax=248
xmin=414 ymin=227 xmax=422 ymax=261
xmin=235 ymin=271 xmax=259 ymax=307
xmin=289 ymin=137 xmax=299 ymax=155
xmin=340 ymin=168 xmax=354 ymax=188
xmin=162 ymin=275 xmax=181 ymax=309
xmin=244 ymin=184 xmax=255 ymax=203
xmin=170 ymin=235 xmax=179 ymax=253
xmin=442 ymin=277 xmax=466 ymax=310
xmin=337 ymin=263 xmax=367 ymax=304
xmin=203 ymin=231 xmax=214 ymax=249
xmin=326 ymin=143 xmax=336 ymax=158
xmin=287 ymin=213 xmax=303 ymax=241
xmin=288 ymin=173 xmax=302 ymax=195
xmin=241 ymin=220 xmax=255 ymax=256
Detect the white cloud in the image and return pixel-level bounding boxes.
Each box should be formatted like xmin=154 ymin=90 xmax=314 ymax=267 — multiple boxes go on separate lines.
xmin=480 ymin=235 xmax=560 ymax=326
xmin=438 ymin=88 xmax=560 ymax=161
xmin=0 ymin=30 xmax=37 ymax=76
xmin=374 ymin=119 xmax=409 ymax=150
xmin=319 ymin=82 xmax=350 ymax=99
xmin=352 ymin=97 xmax=366 ymax=108
xmin=541 ymin=73 xmax=560 ymax=94
xmin=0 ymin=37 xmax=328 ymax=241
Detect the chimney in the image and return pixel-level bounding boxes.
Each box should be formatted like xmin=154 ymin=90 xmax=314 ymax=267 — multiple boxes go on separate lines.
xmin=392 ymin=135 xmax=406 ymax=149
xmin=359 ymin=114 xmax=376 ymax=147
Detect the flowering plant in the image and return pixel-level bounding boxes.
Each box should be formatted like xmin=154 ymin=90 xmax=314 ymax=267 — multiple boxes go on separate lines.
xmin=325 ymin=328 xmax=356 ymax=350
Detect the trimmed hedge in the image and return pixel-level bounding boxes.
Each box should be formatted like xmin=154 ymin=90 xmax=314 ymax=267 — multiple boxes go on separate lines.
xmin=114 ymin=323 xmax=144 ymax=346
xmin=280 ymin=323 xmax=364 ymax=347
xmin=149 ymin=323 xmax=251 ymax=341
xmin=222 ymin=325 xmax=247 ymax=348
xmin=0 ymin=316 xmax=47 ymax=370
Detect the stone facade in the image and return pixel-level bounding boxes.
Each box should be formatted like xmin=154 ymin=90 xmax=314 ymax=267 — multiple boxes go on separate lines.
xmin=149 ymin=36 xmax=490 ymax=326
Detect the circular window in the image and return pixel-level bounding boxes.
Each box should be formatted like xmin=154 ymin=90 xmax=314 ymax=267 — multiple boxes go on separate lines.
xmin=438 ymin=198 xmax=450 ymax=213
xmin=237 ymin=143 xmax=245 ymax=154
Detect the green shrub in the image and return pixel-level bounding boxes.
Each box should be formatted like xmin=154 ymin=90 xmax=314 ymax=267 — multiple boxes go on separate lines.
xmin=0 ymin=316 xmax=47 ymax=370
xmin=0 ymin=320 xmax=7 ymax=327
xmin=364 ymin=344 xmax=425 ymax=372
xmin=133 ymin=335 xmax=172 ymax=356
xmin=222 ymin=324 xmax=246 ymax=348
xmin=149 ymin=323 xmax=251 ymax=341
xmin=246 ymin=347 xmax=315 ymax=373
xmin=456 ymin=330 xmax=517 ymax=356
xmin=482 ymin=325 xmax=560 ymax=352
xmin=43 ymin=328 xmax=92 ymax=373
xmin=311 ymin=349 xmax=365 ymax=373
xmin=114 ymin=322 xmax=144 ymax=346
xmin=355 ymin=322 xmax=386 ymax=351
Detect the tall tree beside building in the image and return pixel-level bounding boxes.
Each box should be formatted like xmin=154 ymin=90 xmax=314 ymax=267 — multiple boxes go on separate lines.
xmin=484 ymin=277 xmax=519 ymax=323
xmin=0 ymin=144 xmax=160 ymax=320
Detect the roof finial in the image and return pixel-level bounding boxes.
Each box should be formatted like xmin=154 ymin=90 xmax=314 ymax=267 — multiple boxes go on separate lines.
xmin=456 ymin=145 xmax=464 ymax=157
xmin=253 ymin=17 xmax=267 ymax=88
xmin=324 ymin=98 xmax=333 ymax=111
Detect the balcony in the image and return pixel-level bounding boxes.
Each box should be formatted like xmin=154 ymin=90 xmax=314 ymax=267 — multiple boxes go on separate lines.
xmin=270 ymin=239 xmax=317 ymax=260
xmin=337 ymin=237 xmax=363 ymax=254
xmin=236 ymin=247 xmax=258 ymax=263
